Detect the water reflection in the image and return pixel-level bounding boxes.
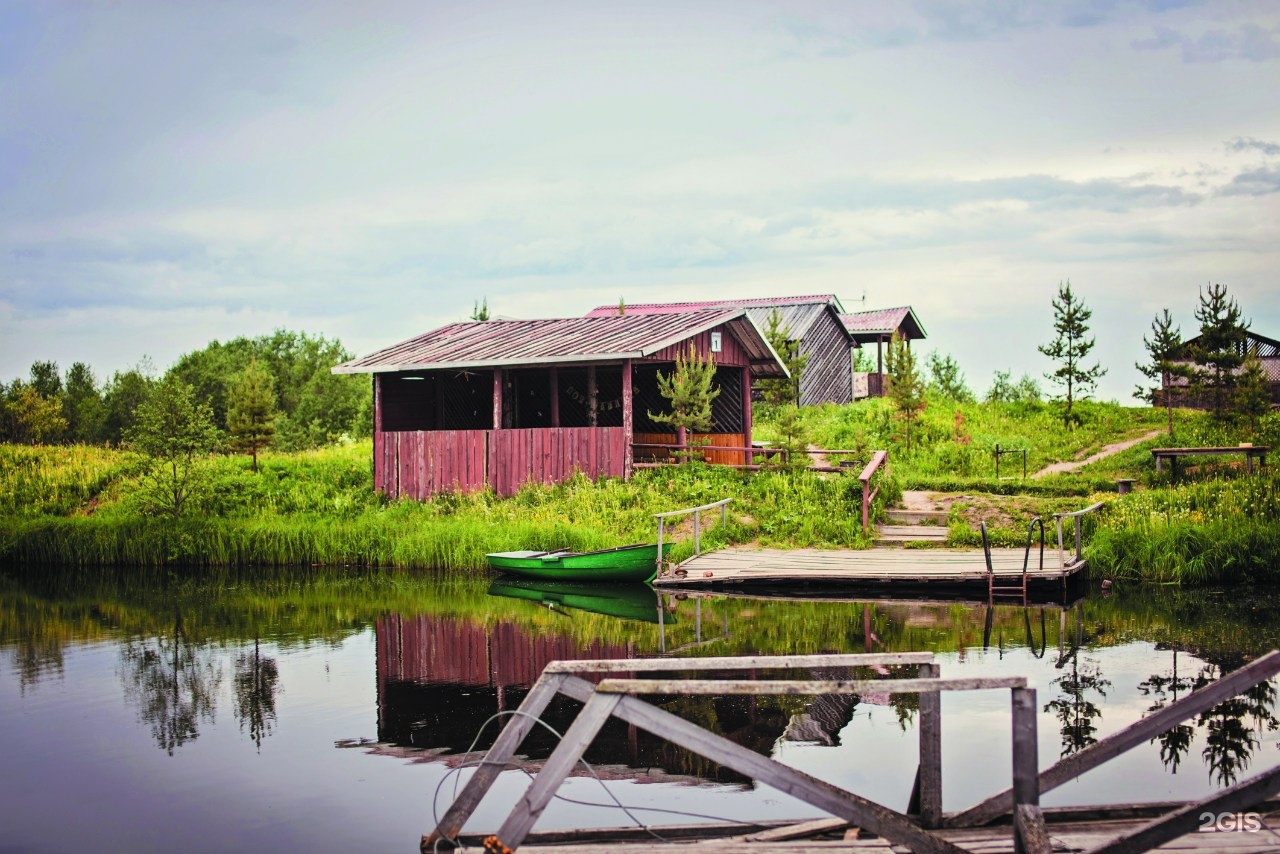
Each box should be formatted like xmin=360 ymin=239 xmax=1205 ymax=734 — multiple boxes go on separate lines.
xmin=3 ymin=564 xmax=1279 ymax=790
xmin=118 ymin=610 xmax=223 ymax=755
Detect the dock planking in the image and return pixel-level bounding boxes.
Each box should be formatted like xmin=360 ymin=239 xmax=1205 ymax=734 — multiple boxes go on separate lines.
xmin=469 ymin=802 xmax=1280 ymax=853
xmin=654 ymin=547 xmax=1085 ymax=590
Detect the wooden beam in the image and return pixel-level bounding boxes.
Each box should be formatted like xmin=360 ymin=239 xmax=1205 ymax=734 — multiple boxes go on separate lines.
xmin=574 ymin=687 xmax=967 ymax=853
xmin=587 ymin=365 xmax=598 ymax=427
xmin=594 ymin=676 xmax=1026 ymax=696
xmin=542 ymin=652 xmax=935 ymax=674
xmin=1011 ymin=687 xmax=1049 ymax=854
xmin=493 ymin=368 xmax=503 ymax=430
xmin=949 ymin=649 xmax=1280 ymax=828
xmin=917 ymin=663 xmax=943 ymax=828
xmin=622 ymin=359 xmax=633 ymax=478
xmin=1086 ymin=764 xmax=1280 ymax=854
xmin=423 ymin=672 xmax=570 ymax=849
xmin=741 ymin=364 xmax=753 ymax=467
xmin=550 ymin=367 xmax=559 ymax=428
xmin=494 ymin=692 xmax=623 ymax=849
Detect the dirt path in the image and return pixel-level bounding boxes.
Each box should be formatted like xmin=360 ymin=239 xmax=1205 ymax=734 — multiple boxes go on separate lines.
xmin=1030 ymin=429 xmax=1163 ymax=478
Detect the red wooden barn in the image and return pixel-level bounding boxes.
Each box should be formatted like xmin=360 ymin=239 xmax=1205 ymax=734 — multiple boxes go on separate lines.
xmin=332 ymin=308 xmax=787 ymax=498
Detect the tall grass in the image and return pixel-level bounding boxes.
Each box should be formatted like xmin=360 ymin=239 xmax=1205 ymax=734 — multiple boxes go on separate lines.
xmin=0 ymin=442 xmax=883 ymax=568
xmin=1086 ymin=472 xmax=1280 ymax=585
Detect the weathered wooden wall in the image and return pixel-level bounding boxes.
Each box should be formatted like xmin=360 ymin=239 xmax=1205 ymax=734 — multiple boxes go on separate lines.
xmin=798 ymin=311 xmax=855 ymax=406
xmin=642 ymin=326 xmax=749 ymax=367
xmin=376 ymin=427 xmax=627 ymax=499
xmin=634 ymin=432 xmax=747 ymax=465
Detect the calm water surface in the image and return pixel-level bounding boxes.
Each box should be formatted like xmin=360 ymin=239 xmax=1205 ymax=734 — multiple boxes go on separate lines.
xmin=2 ymin=565 xmax=1278 ymax=853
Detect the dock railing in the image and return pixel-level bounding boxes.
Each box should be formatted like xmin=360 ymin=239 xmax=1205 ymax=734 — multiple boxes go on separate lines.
xmin=947 ymin=650 xmax=1280 ymax=854
xmin=654 ymin=497 xmax=731 ymax=566
xmin=1051 ymin=500 xmax=1105 ymax=569
xmin=425 ymin=652 xmax=1054 ymax=854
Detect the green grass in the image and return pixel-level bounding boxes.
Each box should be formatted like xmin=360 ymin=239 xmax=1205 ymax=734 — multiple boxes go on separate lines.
xmin=0 ymin=442 xmax=886 ymax=568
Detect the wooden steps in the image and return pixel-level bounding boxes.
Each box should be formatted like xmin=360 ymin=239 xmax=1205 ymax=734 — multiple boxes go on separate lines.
xmin=876 ymin=508 xmax=949 ymax=545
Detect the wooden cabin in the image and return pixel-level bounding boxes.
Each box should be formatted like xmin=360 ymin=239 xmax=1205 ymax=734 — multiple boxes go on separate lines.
xmin=332 ymin=309 xmax=787 ymax=499
xmin=587 ymin=295 xmax=857 ymax=405
xmin=1160 ymin=329 xmax=1280 ymax=408
xmin=838 ymin=306 xmax=927 ymax=398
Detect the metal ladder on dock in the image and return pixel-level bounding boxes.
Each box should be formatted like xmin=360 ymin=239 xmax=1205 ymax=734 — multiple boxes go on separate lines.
xmin=981 ymin=517 xmax=1045 ymax=605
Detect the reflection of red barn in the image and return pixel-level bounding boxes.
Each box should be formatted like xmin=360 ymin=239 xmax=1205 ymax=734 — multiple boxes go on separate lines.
xmin=334 ymin=309 xmax=786 ymax=498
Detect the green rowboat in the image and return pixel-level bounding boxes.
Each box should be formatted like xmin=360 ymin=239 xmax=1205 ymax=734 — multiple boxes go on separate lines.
xmin=487 ymin=579 xmax=664 ymax=623
xmin=485 ymin=542 xmax=670 ymax=583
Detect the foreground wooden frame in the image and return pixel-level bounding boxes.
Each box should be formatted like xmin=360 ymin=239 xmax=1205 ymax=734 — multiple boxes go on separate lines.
xmin=423 ymin=653 xmax=1050 ymax=854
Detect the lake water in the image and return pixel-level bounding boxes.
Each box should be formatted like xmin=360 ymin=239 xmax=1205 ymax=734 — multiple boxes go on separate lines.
xmin=2 ymin=565 xmax=1278 ymax=853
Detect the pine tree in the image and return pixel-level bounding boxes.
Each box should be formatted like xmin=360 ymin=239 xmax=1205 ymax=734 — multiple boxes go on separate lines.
xmin=1234 ymin=354 xmax=1271 ymax=436
xmin=926 ymin=351 xmax=973 ymax=402
xmin=759 ymin=308 xmax=807 ymax=407
xmin=886 ymin=332 xmax=926 ymax=451
xmin=470 ymin=299 xmax=490 ymax=321
xmin=1135 ymin=309 xmax=1191 ymax=437
xmin=1188 ymin=284 xmax=1249 ymax=419
xmin=648 ymin=343 xmax=720 ymax=458
xmin=227 ymin=359 xmax=277 ymax=472
xmin=1038 ymin=280 xmax=1106 ymax=428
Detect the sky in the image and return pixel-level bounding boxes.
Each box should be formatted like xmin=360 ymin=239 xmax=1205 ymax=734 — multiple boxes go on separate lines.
xmin=2 ymin=1 xmax=1278 ymax=403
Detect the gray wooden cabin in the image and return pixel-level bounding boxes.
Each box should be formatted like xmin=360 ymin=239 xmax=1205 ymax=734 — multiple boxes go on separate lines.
xmin=587 ymin=295 xmax=856 ymax=406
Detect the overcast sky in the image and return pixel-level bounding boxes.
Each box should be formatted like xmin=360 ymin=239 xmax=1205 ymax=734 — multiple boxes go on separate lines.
xmin=2 ymin=1 xmax=1278 ymax=403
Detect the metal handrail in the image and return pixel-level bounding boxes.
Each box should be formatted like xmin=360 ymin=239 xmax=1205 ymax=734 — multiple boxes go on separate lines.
xmin=655 ymin=498 xmax=732 ymax=564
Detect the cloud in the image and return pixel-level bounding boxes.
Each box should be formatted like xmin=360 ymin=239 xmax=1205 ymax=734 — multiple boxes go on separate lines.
xmin=1226 ymin=136 xmax=1280 ymax=157
xmin=1133 ymin=22 xmax=1280 ymax=62
xmin=1217 ymin=165 xmax=1280 ymax=197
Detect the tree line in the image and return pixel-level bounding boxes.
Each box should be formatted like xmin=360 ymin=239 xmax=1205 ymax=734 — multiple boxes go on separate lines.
xmin=0 ymin=329 xmax=372 ymax=451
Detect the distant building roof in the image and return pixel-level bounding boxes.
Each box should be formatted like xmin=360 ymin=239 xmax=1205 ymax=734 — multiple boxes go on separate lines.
xmin=839 ymin=306 xmax=927 ymax=342
xmin=586 ymin=295 xmax=849 ymax=341
xmin=333 ymin=309 xmax=788 ymax=377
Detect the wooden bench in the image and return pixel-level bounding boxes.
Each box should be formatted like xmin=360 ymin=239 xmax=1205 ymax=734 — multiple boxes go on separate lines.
xmin=1152 ymin=445 xmax=1269 ymax=475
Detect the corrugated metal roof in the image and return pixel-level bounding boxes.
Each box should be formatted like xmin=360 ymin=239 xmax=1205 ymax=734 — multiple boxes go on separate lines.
xmin=587 ymin=294 xmax=845 ymax=315
xmin=839 ymin=306 xmax=927 ymax=341
xmin=587 ymin=295 xmax=848 ymax=341
xmin=333 ymin=309 xmax=788 ymax=377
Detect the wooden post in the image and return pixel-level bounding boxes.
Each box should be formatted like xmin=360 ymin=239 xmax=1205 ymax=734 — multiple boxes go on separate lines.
xmin=622 ymin=359 xmax=633 ymax=478
xmin=1011 ymin=687 xmax=1050 ymax=854
xmin=741 ymin=365 xmax=753 ymax=466
xmin=587 ymin=365 xmax=598 ymax=427
xmin=423 ymin=672 xmax=570 ymax=849
xmin=492 ymin=369 xmax=503 ymax=430
xmin=877 ymin=334 xmax=884 ymax=395
xmin=917 ymin=662 xmax=942 ymax=828
xmin=549 ymin=367 xmax=559 ymax=428
xmin=493 ymin=692 xmax=622 ymax=850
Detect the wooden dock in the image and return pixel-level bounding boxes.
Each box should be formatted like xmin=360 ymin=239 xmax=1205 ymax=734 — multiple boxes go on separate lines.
xmin=456 ymin=803 xmax=1280 ymax=853
xmin=654 ymin=547 xmax=1085 ymax=592
xmin=426 ymin=652 xmax=1280 ymax=854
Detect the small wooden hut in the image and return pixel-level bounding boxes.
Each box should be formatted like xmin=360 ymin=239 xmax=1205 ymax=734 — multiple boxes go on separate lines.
xmin=332 ymin=309 xmax=786 ymax=498
xmin=587 ymin=295 xmax=856 ymax=405
xmin=1160 ymin=329 xmax=1280 ymax=408
xmin=839 ymin=306 xmax=927 ymax=398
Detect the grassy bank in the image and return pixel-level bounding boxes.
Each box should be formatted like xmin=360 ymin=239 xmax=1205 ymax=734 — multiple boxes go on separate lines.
xmin=0 ymin=441 xmax=893 ymax=569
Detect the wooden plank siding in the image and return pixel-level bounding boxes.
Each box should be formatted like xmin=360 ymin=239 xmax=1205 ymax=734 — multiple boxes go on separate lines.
xmin=797 ymin=309 xmax=854 ymax=406
xmin=377 ymin=427 xmax=627 ymax=499
xmin=642 ymin=326 xmax=749 ymax=367
xmin=635 ymin=432 xmax=748 ymax=465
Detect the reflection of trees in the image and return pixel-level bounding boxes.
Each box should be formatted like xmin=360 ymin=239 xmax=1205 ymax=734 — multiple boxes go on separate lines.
xmin=1139 ymin=652 xmax=1279 ymax=785
xmin=119 ymin=609 xmax=222 ymax=755
xmin=1138 ymin=648 xmax=1196 ymax=773
xmin=10 ymin=638 xmax=64 ymax=695
xmin=1044 ymin=656 xmax=1110 ymax=757
xmin=234 ymin=638 xmax=281 ymax=752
